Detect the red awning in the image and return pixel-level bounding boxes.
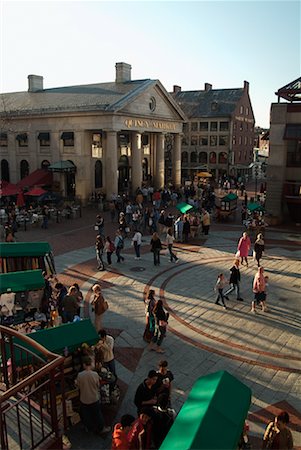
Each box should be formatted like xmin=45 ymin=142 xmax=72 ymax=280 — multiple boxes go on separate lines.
xmin=24 ymin=187 xmax=47 ymax=197
xmin=17 ymin=169 xmax=53 ymax=189
xmin=0 ymin=182 xmax=19 ymax=196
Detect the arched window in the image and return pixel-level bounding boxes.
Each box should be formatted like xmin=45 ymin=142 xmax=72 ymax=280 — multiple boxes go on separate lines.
xmin=1 ymin=159 xmax=10 ymax=182
xmin=20 ymin=160 xmax=29 ymax=179
xmin=41 ymin=160 xmax=50 ymax=170
xmin=218 ymin=152 xmax=228 ymax=164
xmin=209 ymin=152 xmax=216 ymax=164
xmin=95 ymin=160 xmax=103 ymax=189
xmin=181 ymin=151 xmax=188 ymax=163
xmin=190 ymin=152 xmax=197 ymax=163
xmin=199 ymin=152 xmax=207 ymax=164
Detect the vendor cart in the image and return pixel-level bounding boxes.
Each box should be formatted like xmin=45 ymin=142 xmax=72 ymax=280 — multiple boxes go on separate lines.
xmin=215 ymin=192 xmax=238 ymax=221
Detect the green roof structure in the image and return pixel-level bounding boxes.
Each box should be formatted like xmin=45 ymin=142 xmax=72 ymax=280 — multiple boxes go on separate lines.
xmin=0 ymin=242 xmax=52 ymax=257
xmin=0 ymin=269 xmax=45 ymax=294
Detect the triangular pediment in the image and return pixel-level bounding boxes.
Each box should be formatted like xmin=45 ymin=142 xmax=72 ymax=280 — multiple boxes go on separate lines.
xmin=113 ymin=80 xmax=187 ymax=121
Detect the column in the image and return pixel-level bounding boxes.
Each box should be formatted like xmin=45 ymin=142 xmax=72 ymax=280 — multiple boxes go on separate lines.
xmin=131 ymin=132 xmax=142 ymax=192
xmin=155 ymin=133 xmax=165 ymax=189
xmin=104 ymin=130 xmax=118 ymax=198
xmin=172 ymin=133 xmax=181 ymax=188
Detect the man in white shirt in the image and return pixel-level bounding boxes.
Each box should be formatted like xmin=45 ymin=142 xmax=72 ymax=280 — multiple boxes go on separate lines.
xmin=76 ymin=357 xmax=110 ymax=434
xmin=132 ymin=230 xmax=142 ymax=259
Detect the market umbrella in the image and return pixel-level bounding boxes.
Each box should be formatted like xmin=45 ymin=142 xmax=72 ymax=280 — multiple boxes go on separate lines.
xmin=24 ymin=187 xmax=47 ymax=197
xmin=197 ymin=171 xmax=212 ymax=178
xmin=247 ymin=202 xmax=265 ymax=212
xmin=16 ymin=190 xmax=25 ymax=207
xmin=176 ymin=202 xmax=194 ymax=214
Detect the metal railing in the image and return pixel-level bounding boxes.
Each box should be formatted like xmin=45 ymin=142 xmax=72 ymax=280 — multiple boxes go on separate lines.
xmin=0 ymin=325 xmax=67 ymax=449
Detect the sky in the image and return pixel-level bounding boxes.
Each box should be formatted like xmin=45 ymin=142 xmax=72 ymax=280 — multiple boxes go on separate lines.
xmin=0 ymin=0 xmax=300 ymax=128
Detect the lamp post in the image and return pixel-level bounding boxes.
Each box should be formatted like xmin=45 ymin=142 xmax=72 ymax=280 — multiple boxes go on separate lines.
xmin=254 ymin=164 xmax=259 ymax=201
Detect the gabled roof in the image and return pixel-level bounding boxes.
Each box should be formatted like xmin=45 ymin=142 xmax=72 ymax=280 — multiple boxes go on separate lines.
xmin=0 ymin=79 xmax=154 ymax=116
xmin=172 ymin=88 xmax=244 ymax=119
xmin=276 ymin=77 xmax=301 ymax=102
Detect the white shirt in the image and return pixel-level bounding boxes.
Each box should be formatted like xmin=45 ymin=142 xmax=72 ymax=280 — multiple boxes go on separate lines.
xmin=166 ymin=234 xmax=175 ymax=245
xmin=132 ymin=231 xmax=142 ymax=245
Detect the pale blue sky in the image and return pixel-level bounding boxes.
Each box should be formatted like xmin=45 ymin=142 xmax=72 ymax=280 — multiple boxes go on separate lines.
xmin=1 ymin=0 xmax=300 ymax=127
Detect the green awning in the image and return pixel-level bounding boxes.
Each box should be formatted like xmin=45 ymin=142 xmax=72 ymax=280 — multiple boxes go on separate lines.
xmin=47 ymin=160 xmax=76 ymax=172
xmin=27 ymin=319 xmax=98 ymax=355
xmin=0 ymin=269 xmax=45 ymax=294
xmin=0 ymin=242 xmax=52 ymax=257
xmin=160 ymin=371 xmax=251 ymax=450
xmin=247 ymin=202 xmax=265 ymax=212
xmin=176 ymin=202 xmax=194 ymax=214
xmin=223 ymin=192 xmax=238 ymax=201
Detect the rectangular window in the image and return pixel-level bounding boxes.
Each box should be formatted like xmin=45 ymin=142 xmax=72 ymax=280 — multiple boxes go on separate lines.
xmin=191 ymin=136 xmax=198 ymax=146
xmin=233 ymin=136 xmax=236 ymax=145
xmin=219 ymin=121 xmax=229 ymax=131
xmin=191 ymin=122 xmax=198 ymax=132
xmin=210 ymin=136 xmax=217 ymax=146
xmin=200 ymin=122 xmax=208 ymax=131
xmin=219 ymin=136 xmax=228 ymax=146
xmin=246 ymin=107 xmax=249 ymax=115
xmin=233 ymin=122 xmax=237 ymax=130
xmin=183 ymin=123 xmax=189 ymax=134
xmin=239 ymin=136 xmax=242 ymax=145
xmin=287 ymin=141 xmax=301 ymax=167
xmin=16 ymin=133 xmax=28 ymax=147
xmin=244 ymin=137 xmax=247 ymax=145
xmin=240 ymin=106 xmax=244 ymax=114
xmin=200 ymin=136 xmax=208 ymax=146
xmin=210 ymin=122 xmax=217 ymax=132
xmin=92 ymin=133 xmax=103 ymax=158
xmin=38 ymin=132 xmax=50 ymax=147
xmin=61 ymin=132 xmax=74 ymax=147
xmin=182 ymin=137 xmax=188 ymax=146
xmin=0 ymin=133 xmax=8 ymax=147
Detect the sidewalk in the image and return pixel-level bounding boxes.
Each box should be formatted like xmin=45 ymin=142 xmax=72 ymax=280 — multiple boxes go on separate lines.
xmin=52 ymin=226 xmax=301 ymax=449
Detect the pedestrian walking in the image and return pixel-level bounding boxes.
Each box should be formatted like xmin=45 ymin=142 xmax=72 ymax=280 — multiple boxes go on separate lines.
xmin=150 ymin=232 xmax=162 ymax=266
xmin=262 ymin=411 xmax=293 ymax=449
xmin=182 ymin=217 xmax=190 ymax=243
xmin=143 ymin=289 xmax=156 ymax=343
xmin=132 ymin=230 xmax=142 ymax=259
xmin=91 ymin=283 xmax=108 ymax=331
xmin=237 ymin=232 xmax=251 ymax=266
xmin=104 ymin=236 xmax=115 ymax=266
xmin=254 ymin=233 xmax=265 ymax=267
xmin=115 ymin=230 xmax=125 ymax=263
xmin=75 ymin=357 xmax=111 ymax=435
xmin=224 ymin=259 xmax=244 ymax=301
xmin=96 ymin=329 xmax=117 ymax=392
xmin=149 ymin=299 xmax=169 ymax=353
xmin=95 ymin=235 xmax=105 ymax=270
xmin=165 ymin=228 xmax=179 ymax=263
xmin=201 ymin=209 xmax=211 ymax=235
xmin=214 ymin=273 xmax=227 ymax=309
xmin=95 ymin=215 xmax=105 ymax=238
xmin=251 ymin=266 xmax=267 ymax=313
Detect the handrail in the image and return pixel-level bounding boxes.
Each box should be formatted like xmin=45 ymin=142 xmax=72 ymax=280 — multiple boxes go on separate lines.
xmin=0 ymin=355 xmax=64 ymax=403
xmin=0 ymin=325 xmax=59 ymax=361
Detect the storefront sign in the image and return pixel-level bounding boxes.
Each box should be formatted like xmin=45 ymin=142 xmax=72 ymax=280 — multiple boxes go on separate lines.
xmin=235 ymin=116 xmax=254 ymax=124
xmin=124 ymin=118 xmax=177 ymax=131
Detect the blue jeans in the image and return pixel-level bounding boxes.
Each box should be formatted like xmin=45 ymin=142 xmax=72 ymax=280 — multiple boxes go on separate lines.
xmin=153 ymin=249 xmax=160 ymax=265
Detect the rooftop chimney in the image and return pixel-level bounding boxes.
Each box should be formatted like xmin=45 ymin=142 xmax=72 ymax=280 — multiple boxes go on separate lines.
xmin=28 ymin=75 xmax=43 ymax=92
xmin=115 ymin=62 xmax=132 ymax=83
xmin=173 ymin=85 xmax=182 ymax=94
xmin=205 ymin=83 xmax=212 ymax=92
xmin=244 ymin=80 xmax=249 ymax=92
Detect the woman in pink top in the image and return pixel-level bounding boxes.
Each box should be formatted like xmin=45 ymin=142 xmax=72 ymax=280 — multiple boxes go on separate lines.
xmin=251 ymin=266 xmax=266 ymax=313
xmin=237 ymin=232 xmax=251 ymax=267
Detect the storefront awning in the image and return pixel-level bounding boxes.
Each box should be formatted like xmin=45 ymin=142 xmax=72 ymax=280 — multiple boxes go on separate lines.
xmin=38 ymin=132 xmax=50 ymax=140
xmin=48 ymin=160 xmax=76 ymax=172
xmin=17 ymin=168 xmax=53 ymax=189
xmin=0 ymin=269 xmax=45 ymax=294
xmin=160 ymin=370 xmax=251 ymax=450
xmin=223 ymin=192 xmax=238 ymax=201
xmin=61 ymin=132 xmax=74 ymax=140
xmin=247 ymin=202 xmax=265 ymax=212
xmin=0 ymin=242 xmax=52 ymax=257
xmin=283 ymin=124 xmax=301 ymax=140
xmin=176 ymin=202 xmax=194 ymax=214
xmin=27 ymin=320 xmax=99 ymax=355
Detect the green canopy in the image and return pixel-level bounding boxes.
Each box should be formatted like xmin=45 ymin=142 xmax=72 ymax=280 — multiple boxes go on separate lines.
xmin=223 ymin=192 xmax=238 ymax=201
xmin=27 ymin=319 xmax=99 ymax=355
xmin=247 ymin=202 xmax=265 ymax=212
xmin=0 ymin=269 xmax=45 ymax=294
xmin=0 ymin=242 xmax=52 ymax=257
xmin=176 ymin=202 xmax=194 ymax=214
xmin=160 ymin=371 xmax=251 ymax=450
